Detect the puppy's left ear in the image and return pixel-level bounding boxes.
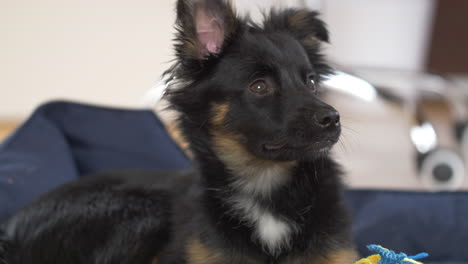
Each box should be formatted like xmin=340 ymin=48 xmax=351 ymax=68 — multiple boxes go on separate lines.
xmin=265 ymin=9 xmax=329 ymax=43
xmin=287 ymin=10 xmax=328 ymax=43
xmin=264 ymin=9 xmax=332 ymax=77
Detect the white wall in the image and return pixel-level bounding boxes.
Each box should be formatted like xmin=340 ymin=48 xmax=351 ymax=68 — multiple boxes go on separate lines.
xmin=321 ymin=0 xmax=436 ymax=71
xmin=0 ymin=0 xmax=176 ymax=119
xmin=0 ymin=0 xmax=435 ymax=119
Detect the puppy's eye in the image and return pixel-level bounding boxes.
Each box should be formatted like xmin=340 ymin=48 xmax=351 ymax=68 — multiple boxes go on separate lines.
xmin=249 ymin=80 xmax=271 ymax=95
xmin=306 ymin=74 xmax=317 ymax=92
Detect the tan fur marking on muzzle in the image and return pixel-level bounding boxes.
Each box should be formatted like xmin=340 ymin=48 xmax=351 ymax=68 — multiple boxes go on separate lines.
xmin=211 ymin=131 xmax=296 ymax=196
xmin=212 ymin=131 xmax=294 ymax=170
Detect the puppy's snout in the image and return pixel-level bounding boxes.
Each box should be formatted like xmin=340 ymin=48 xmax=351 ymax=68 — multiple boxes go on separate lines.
xmin=314 ymin=110 xmax=340 ymax=129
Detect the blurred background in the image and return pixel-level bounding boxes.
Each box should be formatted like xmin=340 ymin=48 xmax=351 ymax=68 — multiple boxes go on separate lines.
xmin=1 ymin=0 xmax=468 ymax=190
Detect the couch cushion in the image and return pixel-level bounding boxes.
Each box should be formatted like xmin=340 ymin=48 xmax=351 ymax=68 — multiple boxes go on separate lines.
xmin=0 ymin=101 xmax=191 ymax=221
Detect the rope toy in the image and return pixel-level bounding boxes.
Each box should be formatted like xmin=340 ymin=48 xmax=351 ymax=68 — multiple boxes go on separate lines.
xmin=354 ymin=245 xmax=429 ymax=264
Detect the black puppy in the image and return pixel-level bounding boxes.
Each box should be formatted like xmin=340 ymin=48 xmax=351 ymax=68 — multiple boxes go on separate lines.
xmin=1 ymin=0 xmax=356 ymax=263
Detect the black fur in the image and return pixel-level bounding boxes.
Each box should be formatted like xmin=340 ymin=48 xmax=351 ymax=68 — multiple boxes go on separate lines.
xmin=1 ymin=1 xmax=355 ymax=263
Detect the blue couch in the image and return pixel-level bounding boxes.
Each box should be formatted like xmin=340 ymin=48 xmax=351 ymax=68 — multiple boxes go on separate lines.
xmin=1 ymin=101 xmax=466 ymax=263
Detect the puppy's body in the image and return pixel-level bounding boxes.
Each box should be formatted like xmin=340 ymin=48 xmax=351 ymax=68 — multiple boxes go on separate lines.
xmin=1 ymin=1 xmax=356 ymax=263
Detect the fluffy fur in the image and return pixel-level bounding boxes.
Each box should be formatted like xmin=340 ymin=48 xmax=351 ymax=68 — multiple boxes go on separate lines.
xmin=0 ymin=1 xmax=356 ymax=263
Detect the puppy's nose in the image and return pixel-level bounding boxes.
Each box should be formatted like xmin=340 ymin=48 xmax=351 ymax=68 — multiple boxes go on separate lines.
xmin=315 ymin=110 xmax=340 ymax=129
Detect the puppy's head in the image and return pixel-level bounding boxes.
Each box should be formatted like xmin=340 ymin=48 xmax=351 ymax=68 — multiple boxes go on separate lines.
xmin=166 ymin=0 xmax=339 ymax=162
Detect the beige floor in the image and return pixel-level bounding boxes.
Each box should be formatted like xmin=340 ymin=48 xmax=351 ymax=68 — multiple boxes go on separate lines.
xmin=326 ymin=91 xmax=468 ymax=191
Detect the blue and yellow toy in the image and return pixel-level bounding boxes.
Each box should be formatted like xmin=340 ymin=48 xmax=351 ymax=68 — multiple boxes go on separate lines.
xmin=355 ymin=245 xmax=429 ymax=264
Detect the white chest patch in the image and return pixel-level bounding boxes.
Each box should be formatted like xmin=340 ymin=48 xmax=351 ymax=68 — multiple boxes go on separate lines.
xmin=232 ymin=196 xmax=294 ymax=255
xmin=257 ymin=211 xmax=292 ymax=254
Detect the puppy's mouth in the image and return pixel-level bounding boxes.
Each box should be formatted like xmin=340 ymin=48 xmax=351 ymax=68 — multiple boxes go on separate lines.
xmin=262 ymin=139 xmax=337 ymax=153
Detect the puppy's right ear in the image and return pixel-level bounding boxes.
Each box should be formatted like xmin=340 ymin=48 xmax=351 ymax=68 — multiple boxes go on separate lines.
xmin=175 ymin=0 xmax=238 ymax=60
